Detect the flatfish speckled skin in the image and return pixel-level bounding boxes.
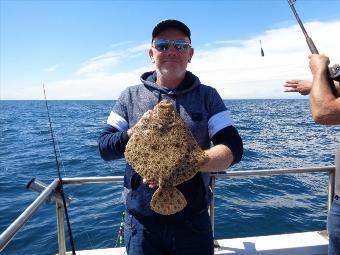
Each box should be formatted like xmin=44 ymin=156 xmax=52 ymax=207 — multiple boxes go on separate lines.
xmin=124 ymin=100 xmax=210 ymax=215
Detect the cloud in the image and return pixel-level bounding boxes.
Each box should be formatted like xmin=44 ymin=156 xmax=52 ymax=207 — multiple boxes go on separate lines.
xmin=4 ymin=19 xmax=340 ymax=99
xmin=189 ymin=20 xmax=340 ymax=99
xmin=42 ymin=64 xmax=60 ymax=72
xmin=126 ymin=43 xmax=149 ymax=54
xmin=75 ymin=52 xmax=121 ymax=76
xmin=74 ymin=42 xmax=150 ymax=77
xmin=203 ymin=40 xmax=244 ymax=47
xmin=44 ymin=67 xmax=153 ymax=100
xmin=110 ymin=41 xmax=133 ymax=48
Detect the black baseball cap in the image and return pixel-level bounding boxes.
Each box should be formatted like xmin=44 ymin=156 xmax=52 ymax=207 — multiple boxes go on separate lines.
xmin=152 ymin=19 xmax=191 ymax=42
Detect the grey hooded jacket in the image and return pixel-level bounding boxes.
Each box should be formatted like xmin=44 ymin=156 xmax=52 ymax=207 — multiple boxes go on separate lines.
xmin=98 ymin=71 xmax=243 ymax=222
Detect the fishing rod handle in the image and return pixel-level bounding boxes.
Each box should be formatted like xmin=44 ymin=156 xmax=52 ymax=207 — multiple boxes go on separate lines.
xmin=306 ymin=37 xmax=319 ymax=54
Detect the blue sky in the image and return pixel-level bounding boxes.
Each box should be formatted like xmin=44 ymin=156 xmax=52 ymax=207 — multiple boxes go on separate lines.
xmin=1 ymin=0 xmax=340 ymax=99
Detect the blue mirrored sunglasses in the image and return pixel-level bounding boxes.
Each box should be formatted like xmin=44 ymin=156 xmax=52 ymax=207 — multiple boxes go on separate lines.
xmin=153 ymin=39 xmax=191 ymax=52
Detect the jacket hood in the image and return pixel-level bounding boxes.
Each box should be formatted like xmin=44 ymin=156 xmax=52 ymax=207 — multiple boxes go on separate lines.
xmin=140 ymin=71 xmax=201 ymax=96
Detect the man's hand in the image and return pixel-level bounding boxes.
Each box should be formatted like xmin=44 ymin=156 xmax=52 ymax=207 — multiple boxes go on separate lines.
xmin=143 ymin=178 xmax=158 ymax=189
xmin=309 ymin=54 xmax=329 ymax=76
xmin=284 ymin=80 xmax=312 ymax=95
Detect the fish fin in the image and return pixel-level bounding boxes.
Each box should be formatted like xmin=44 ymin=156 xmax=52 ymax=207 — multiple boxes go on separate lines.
xmin=150 ymin=186 xmax=186 ymax=215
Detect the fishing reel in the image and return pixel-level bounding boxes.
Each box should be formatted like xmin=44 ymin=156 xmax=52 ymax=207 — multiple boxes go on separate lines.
xmin=330 ymin=64 xmax=340 ymax=82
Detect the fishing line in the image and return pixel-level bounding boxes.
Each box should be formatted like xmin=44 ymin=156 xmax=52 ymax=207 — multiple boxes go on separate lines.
xmin=43 ymin=84 xmax=76 ymax=255
xmin=54 ymin=130 xmax=67 ymax=177
xmin=85 ymin=231 xmax=94 ymax=250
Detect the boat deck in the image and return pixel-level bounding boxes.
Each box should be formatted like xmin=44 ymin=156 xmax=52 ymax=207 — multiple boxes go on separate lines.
xmin=67 ymin=230 xmax=328 ymax=255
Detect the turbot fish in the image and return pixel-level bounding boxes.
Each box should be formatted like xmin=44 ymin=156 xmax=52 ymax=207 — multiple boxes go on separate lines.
xmin=124 ymin=100 xmax=209 ymax=215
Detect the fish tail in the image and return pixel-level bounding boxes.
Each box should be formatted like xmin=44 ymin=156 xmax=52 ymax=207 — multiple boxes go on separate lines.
xmin=151 ymin=186 xmax=186 ymax=215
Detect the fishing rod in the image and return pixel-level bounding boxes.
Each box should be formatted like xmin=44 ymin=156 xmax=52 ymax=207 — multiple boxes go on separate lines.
xmin=287 ymin=0 xmax=340 ymax=84
xmin=43 ymin=84 xmax=76 ymax=255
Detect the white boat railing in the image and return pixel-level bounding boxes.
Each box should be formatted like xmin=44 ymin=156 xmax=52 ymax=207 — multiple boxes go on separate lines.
xmin=0 ymin=165 xmax=336 ymax=254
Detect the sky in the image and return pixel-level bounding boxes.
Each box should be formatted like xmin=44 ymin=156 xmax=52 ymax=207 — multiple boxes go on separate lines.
xmin=1 ymin=0 xmax=340 ymax=100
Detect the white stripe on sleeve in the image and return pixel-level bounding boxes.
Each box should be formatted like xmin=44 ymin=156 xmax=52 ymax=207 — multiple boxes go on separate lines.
xmin=107 ymin=111 xmax=129 ymax=131
xmin=208 ymin=110 xmax=234 ymax=138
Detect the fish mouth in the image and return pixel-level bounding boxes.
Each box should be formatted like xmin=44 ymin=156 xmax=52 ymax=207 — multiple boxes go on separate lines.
xmin=153 ymin=100 xmax=176 ymax=125
xmin=157 ymin=101 xmax=175 ymax=116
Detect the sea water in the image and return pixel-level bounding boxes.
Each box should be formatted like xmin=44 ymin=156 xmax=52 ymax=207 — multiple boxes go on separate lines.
xmin=0 ymin=100 xmax=339 ymax=254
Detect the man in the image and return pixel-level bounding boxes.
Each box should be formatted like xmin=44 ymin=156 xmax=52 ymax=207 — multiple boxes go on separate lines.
xmin=285 ymin=54 xmax=340 ymax=255
xmin=98 ymin=19 xmax=243 ymax=255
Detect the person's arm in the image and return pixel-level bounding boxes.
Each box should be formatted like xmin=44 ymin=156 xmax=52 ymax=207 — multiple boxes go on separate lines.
xmin=309 ymin=54 xmax=340 ymax=125
xmin=200 ymin=144 xmax=234 ymax=172
xmin=98 ymin=100 xmax=130 ymax=160
xmin=98 ymin=125 xmax=129 ymax=160
xmin=200 ymin=126 xmax=243 ymax=172
xmin=98 ymin=109 xmax=152 ymax=160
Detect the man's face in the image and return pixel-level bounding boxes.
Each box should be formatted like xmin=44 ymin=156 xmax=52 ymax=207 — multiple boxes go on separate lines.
xmin=149 ymin=28 xmax=194 ymax=78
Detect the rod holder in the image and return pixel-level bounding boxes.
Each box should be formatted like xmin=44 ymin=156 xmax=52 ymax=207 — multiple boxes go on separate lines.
xmin=26 ymin=178 xmax=72 ymax=206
